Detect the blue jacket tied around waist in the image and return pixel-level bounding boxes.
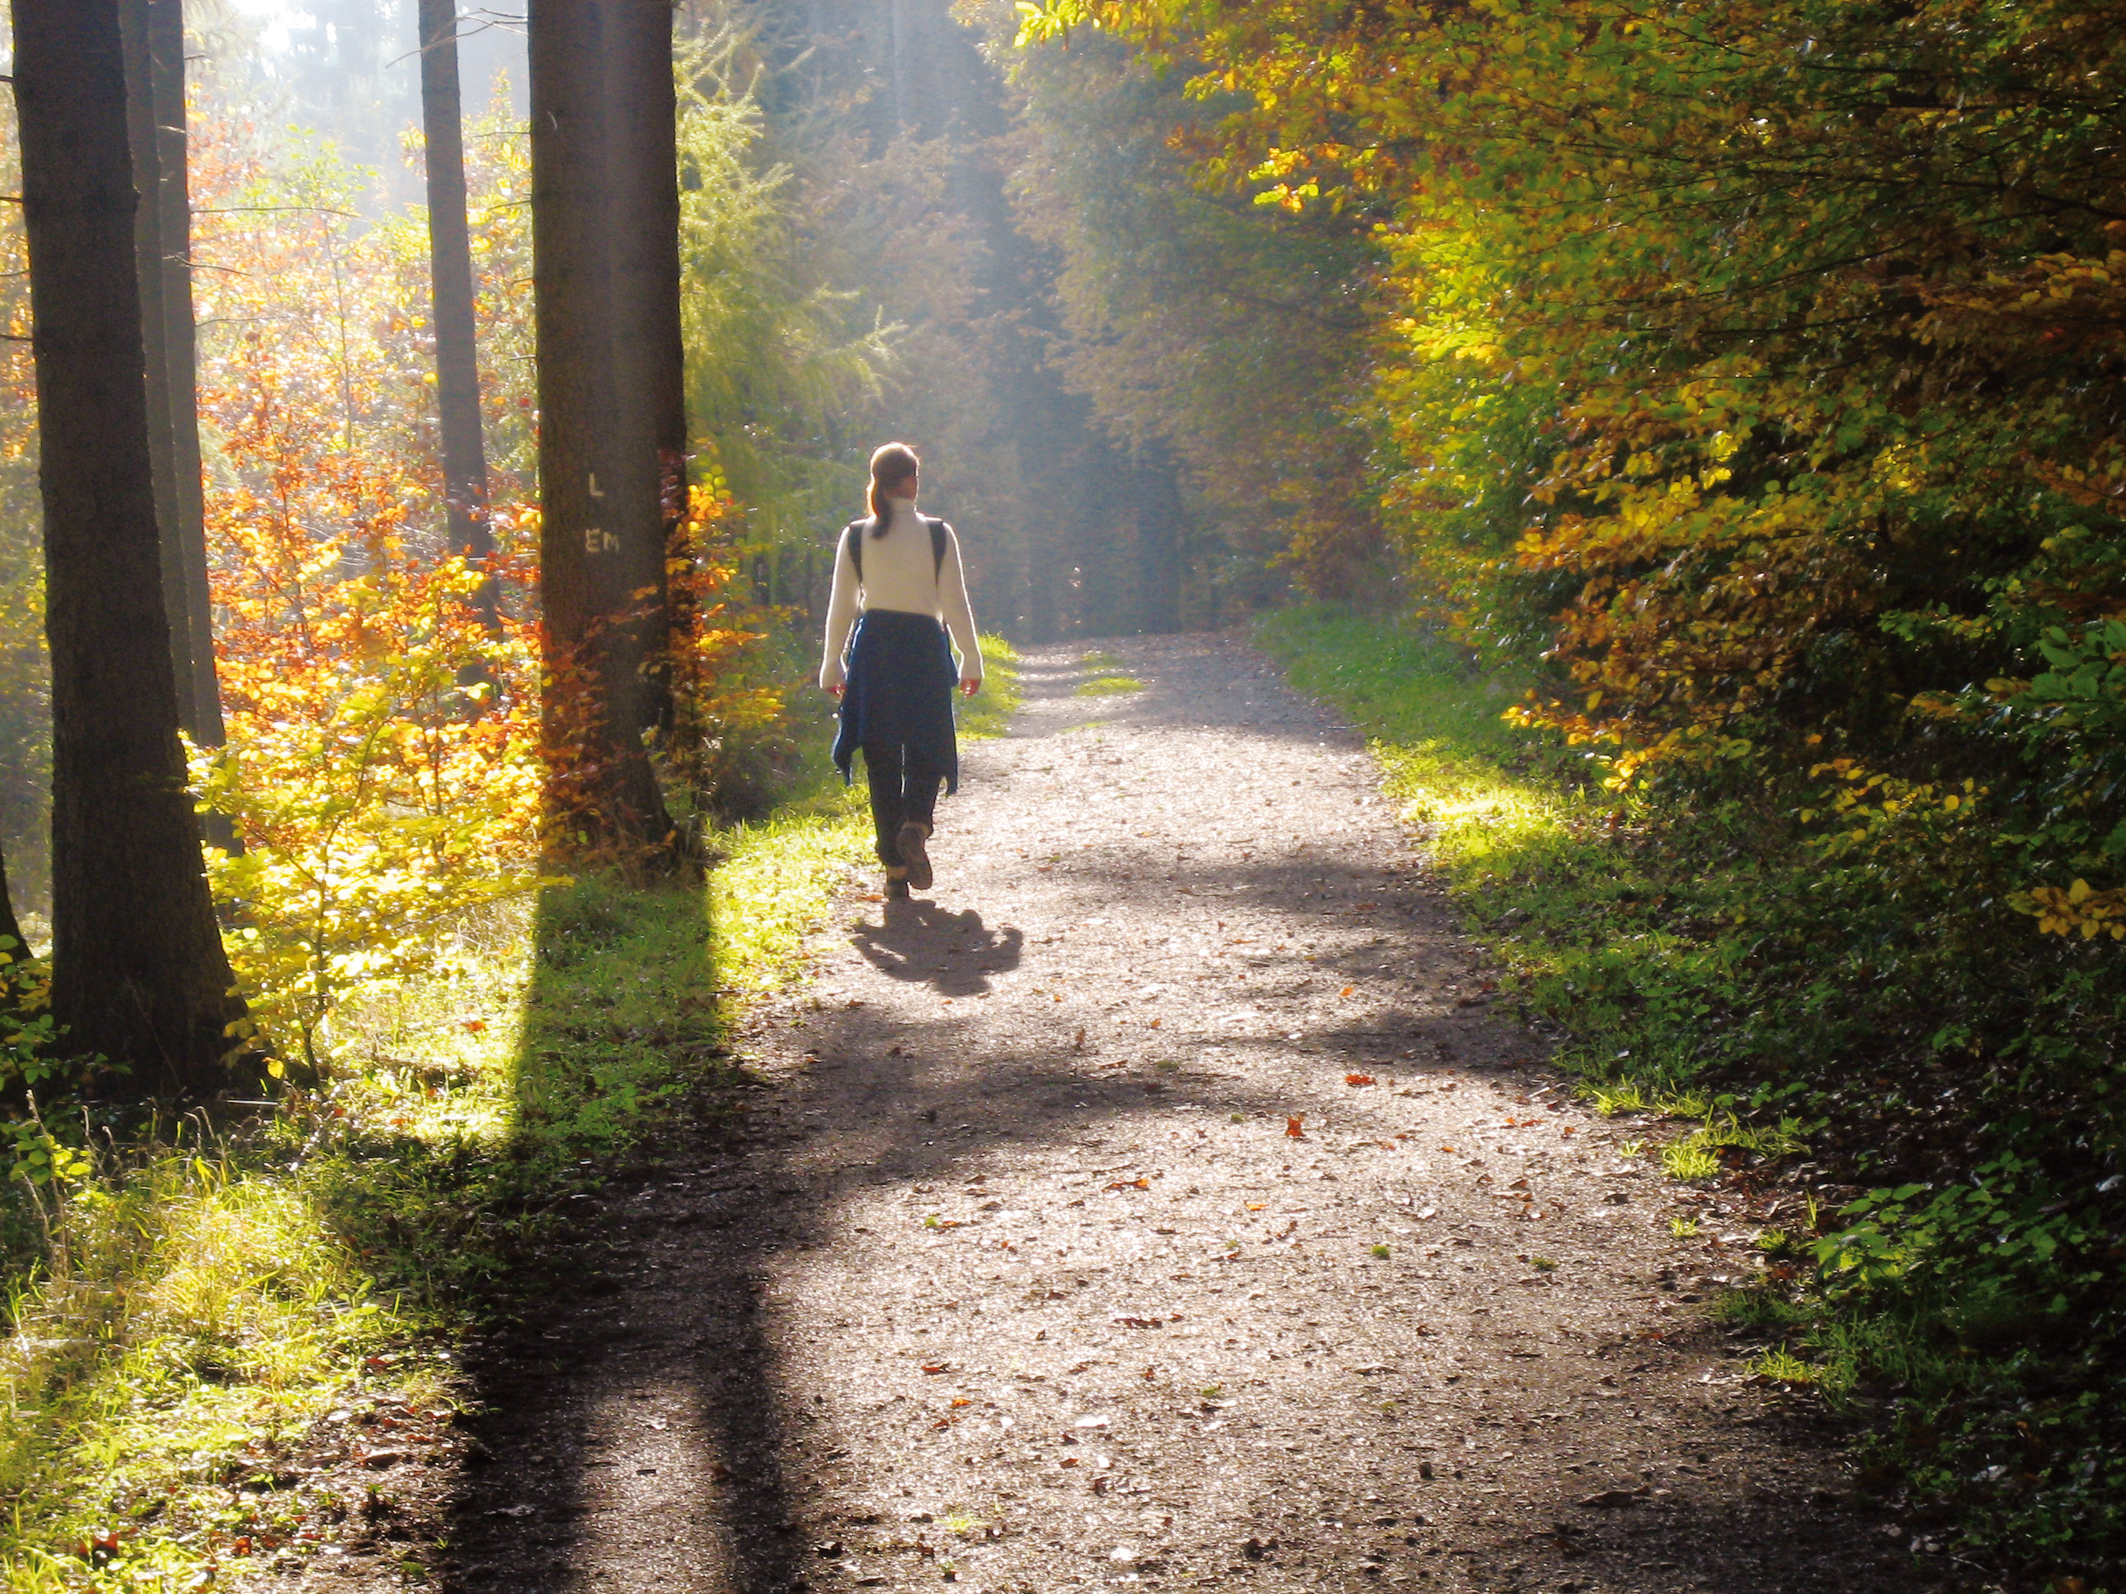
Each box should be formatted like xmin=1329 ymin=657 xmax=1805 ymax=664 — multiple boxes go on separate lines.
xmin=831 ymin=608 xmax=960 ymax=795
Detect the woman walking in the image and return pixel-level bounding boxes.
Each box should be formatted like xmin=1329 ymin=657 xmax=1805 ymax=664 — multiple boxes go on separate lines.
xmin=820 ymin=443 xmax=983 ymax=899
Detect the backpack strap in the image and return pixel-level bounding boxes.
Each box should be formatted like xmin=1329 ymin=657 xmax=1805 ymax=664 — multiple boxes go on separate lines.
xmin=844 ymin=515 xmax=947 ymax=586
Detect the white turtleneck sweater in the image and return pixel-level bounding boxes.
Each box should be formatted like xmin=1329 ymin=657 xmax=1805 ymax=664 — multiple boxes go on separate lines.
xmin=818 ymin=500 xmax=983 ymax=692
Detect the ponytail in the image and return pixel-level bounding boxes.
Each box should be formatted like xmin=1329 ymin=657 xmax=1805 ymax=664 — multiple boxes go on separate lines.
xmin=866 ymin=441 xmax=920 ymax=538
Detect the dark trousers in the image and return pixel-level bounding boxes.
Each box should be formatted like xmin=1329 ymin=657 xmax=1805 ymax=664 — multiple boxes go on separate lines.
xmin=863 ymin=741 xmax=943 ymax=867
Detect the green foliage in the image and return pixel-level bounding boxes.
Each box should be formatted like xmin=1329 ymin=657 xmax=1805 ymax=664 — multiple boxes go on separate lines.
xmin=1261 ymin=603 xmax=2126 ymax=1574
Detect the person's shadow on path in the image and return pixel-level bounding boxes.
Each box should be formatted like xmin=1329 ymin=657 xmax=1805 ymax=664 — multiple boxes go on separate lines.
xmin=848 ymin=899 xmax=1023 ymax=998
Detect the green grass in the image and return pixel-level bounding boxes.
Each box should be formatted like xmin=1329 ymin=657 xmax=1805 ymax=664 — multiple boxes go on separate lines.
xmin=1074 ymin=648 xmax=1143 ymax=697
xmin=1256 ymin=602 xmax=2126 ymax=1578
xmin=960 ymin=633 xmax=1023 ymax=740
xmin=0 ymin=805 xmax=871 ymax=1586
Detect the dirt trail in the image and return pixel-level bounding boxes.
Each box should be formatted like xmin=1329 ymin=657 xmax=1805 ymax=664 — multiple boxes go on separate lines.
xmin=329 ymin=634 xmax=1940 ymax=1594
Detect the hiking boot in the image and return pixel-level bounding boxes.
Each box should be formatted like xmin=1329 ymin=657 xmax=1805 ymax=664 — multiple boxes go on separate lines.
xmin=885 ymin=875 xmax=911 ymax=901
xmin=897 ymin=822 xmax=933 ymax=891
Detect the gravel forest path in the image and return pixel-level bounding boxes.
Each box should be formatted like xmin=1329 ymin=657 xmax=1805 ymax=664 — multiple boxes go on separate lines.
xmin=427 ymin=633 xmax=1939 ymax=1594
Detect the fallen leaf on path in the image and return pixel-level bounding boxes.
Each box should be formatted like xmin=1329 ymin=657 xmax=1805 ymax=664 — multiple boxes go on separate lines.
xmin=1111 ymin=1315 xmax=1163 ymax=1328
xmin=1107 ymin=1178 xmax=1150 ymax=1191
xmin=1345 ymin=1073 xmax=1375 ymax=1087
xmin=1579 ymin=1488 xmax=1650 ymax=1509
xmin=1340 ymin=986 xmax=1356 ymax=998
xmin=1246 ymin=1202 xmax=1267 ymax=1211
xmin=920 ymin=1363 xmax=951 ymax=1374
xmin=1286 ymin=1116 xmax=1306 ymax=1139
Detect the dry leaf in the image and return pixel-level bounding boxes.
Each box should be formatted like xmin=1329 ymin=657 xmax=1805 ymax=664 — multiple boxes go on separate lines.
xmin=1285 ymin=1115 xmax=1306 ymax=1138
xmin=1340 ymin=984 xmax=1356 ymax=998
xmin=1246 ymin=1202 xmax=1268 ymax=1211
xmin=1345 ymin=1073 xmax=1376 ymax=1087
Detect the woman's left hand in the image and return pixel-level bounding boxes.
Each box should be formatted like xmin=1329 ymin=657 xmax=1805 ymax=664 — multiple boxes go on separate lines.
xmin=960 ymin=676 xmax=982 ymax=698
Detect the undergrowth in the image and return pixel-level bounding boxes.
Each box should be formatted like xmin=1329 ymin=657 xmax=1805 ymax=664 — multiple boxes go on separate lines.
xmin=1258 ymin=604 xmax=2126 ymax=1588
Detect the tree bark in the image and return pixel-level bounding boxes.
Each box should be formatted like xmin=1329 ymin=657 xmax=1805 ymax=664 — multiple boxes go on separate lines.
xmin=149 ymin=0 xmax=227 ymax=748
xmin=605 ymin=0 xmax=685 ymax=730
xmin=417 ymin=0 xmax=498 ymax=627
xmin=528 ymin=0 xmax=679 ymax=864
xmin=13 ymin=0 xmax=248 ymax=1095
xmin=118 ymin=0 xmax=196 ymax=736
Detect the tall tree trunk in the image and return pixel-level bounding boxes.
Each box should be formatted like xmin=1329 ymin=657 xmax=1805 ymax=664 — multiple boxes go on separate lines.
xmin=417 ymin=0 xmax=498 ymax=627
xmin=149 ymin=0 xmax=227 ymax=748
xmin=13 ymin=0 xmax=248 ymax=1095
xmin=118 ymin=0 xmax=196 ymax=736
xmin=528 ymin=0 xmax=678 ymax=865
xmin=606 ymin=0 xmax=685 ymax=731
